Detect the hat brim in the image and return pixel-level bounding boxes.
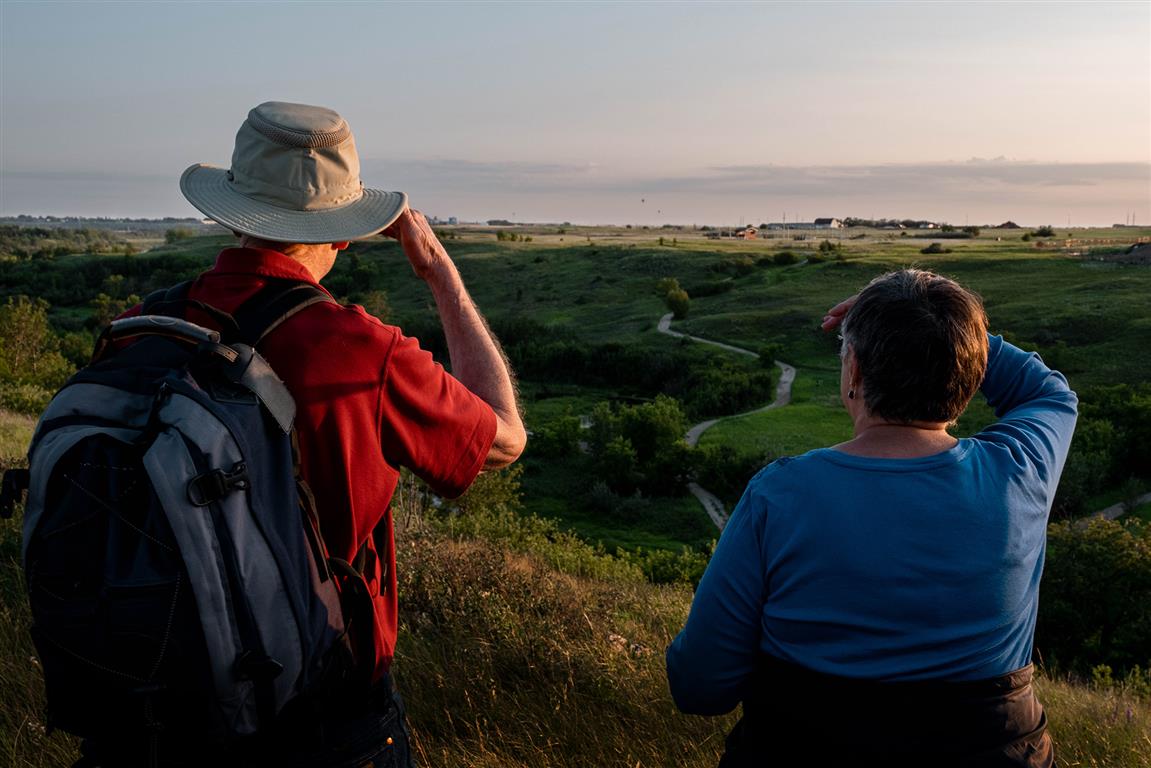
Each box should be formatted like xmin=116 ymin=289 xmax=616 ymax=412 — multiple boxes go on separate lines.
xmin=180 ymin=164 xmax=407 ymax=244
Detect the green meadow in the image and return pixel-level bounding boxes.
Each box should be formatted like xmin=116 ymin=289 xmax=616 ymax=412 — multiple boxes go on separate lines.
xmin=4 ymin=223 xmax=1149 ymax=538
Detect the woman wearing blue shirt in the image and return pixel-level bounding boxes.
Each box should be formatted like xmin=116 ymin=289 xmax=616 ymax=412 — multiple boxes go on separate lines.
xmin=666 ymin=269 xmax=1077 ymax=767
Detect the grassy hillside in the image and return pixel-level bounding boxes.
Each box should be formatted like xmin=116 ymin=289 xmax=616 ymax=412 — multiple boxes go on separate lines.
xmin=2 ymin=407 xmax=1149 ymax=766
xmin=1 ymin=491 xmax=1149 ymax=767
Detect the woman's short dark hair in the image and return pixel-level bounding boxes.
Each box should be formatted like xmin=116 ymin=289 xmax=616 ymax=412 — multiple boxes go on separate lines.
xmin=842 ymin=269 xmax=988 ymax=424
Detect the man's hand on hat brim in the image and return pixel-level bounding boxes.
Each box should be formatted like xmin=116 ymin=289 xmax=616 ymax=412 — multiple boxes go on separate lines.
xmin=381 ymin=207 xmax=448 ymax=281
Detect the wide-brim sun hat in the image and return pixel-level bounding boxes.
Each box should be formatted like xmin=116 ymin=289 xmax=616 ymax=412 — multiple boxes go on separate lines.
xmin=180 ymin=101 xmax=407 ymax=244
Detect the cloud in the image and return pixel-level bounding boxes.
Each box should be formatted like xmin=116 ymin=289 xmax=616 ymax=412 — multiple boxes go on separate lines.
xmin=696 ymin=161 xmax=1149 ymax=194
xmin=362 ymin=157 xmax=599 ymax=193
xmin=362 ymin=157 xmax=1149 ymax=200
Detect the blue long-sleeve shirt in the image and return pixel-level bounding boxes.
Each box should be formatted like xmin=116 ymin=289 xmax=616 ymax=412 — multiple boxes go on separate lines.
xmin=666 ymin=335 xmax=1078 ymax=715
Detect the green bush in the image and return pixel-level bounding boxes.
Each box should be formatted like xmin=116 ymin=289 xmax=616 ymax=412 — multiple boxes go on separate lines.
xmin=665 ymin=288 xmax=690 ymax=319
xmin=618 ymin=545 xmax=711 ymax=585
xmin=817 ymin=239 xmax=843 ymax=258
xmin=0 ymin=296 xmax=74 ymax=412
xmin=920 ymin=242 xmax=952 ymax=255
xmin=164 ymin=227 xmax=196 ymax=244
xmin=0 ymin=383 xmax=54 ymax=415
xmin=710 ymin=256 xmax=755 ymax=276
xmin=1038 ymin=518 xmax=1151 ymax=676
xmin=772 ymin=250 xmax=798 ymax=266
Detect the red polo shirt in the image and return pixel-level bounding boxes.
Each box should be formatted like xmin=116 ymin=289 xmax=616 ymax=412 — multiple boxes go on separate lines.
xmin=159 ymin=247 xmax=496 ymax=680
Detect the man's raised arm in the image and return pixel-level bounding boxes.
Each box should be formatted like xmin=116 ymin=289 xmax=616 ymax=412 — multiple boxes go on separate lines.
xmin=384 ymin=208 xmax=526 ymax=468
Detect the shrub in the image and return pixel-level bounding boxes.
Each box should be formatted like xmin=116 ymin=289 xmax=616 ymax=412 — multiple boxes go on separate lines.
xmin=1033 ymin=225 xmax=1056 ymax=237
xmin=1038 ymin=518 xmax=1151 ymax=676
xmin=0 ymin=296 xmax=73 ymax=402
xmin=0 ymin=383 xmax=54 ymax=415
xmin=817 ymin=239 xmax=842 ymax=257
xmin=758 ymin=343 xmax=784 ymax=365
xmin=655 ymin=276 xmax=681 ymax=296
xmin=710 ymin=256 xmax=755 ymax=276
xmin=164 ymin=227 xmax=195 ymax=244
xmin=920 ymin=242 xmax=952 ymax=255
xmin=772 ymin=250 xmax=798 ymax=266
xmin=665 ymin=288 xmax=690 ymax=319
xmin=618 ymin=546 xmax=711 ymax=585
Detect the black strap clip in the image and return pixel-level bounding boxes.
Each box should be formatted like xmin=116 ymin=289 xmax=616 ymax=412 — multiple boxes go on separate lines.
xmin=1 ymin=469 xmax=30 ymax=519
xmin=186 ymin=462 xmax=249 ymax=507
xmin=234 ymin=650 xmax=285 ymax=683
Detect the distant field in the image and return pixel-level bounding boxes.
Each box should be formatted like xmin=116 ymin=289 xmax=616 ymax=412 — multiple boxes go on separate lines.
xmin=3 ymin=223 xmax=1149 ymax=545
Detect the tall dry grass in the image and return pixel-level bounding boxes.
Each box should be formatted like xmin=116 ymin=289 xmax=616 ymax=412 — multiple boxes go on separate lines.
xmin=1 ymin=517 xmax=82 ymax=767
xmin=0 ymin=409 xmax=35 ymax=469
xmin=1039 ymin=676 xmax=1151 ymax=767
xmin=0 ymin=455 xmax=1147 ymax=766
xmin=396 ymin=531 xmax=733 ymax=768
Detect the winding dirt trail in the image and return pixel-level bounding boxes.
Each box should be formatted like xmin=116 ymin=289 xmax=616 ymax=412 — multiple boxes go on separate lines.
xmin=1092 ymin=492 xmax=1151 ymax=522
xmin=657 ymin=313 xmax=1143 ymax=527
xmin=657 ymin=312 xmax=796 ymax=530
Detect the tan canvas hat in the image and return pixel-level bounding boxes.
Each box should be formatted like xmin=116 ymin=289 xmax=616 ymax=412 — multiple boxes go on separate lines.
xmin=180 ymin=101 xmax=407 ymax=243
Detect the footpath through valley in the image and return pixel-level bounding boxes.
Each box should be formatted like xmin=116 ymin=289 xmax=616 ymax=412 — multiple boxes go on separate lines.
xmin=656 ymin=312 xmax=796 ymax=530
xmin=657 ymin=312 xmax=1147 ymax=530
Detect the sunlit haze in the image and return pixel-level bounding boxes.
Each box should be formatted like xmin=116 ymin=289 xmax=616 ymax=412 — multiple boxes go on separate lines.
xmin=1 ymin=1 xmax=1148 ymax=226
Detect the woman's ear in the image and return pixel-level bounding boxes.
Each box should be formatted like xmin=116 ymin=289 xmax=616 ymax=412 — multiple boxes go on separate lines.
xmin=845 ymin=346 xmax=862 ymax=391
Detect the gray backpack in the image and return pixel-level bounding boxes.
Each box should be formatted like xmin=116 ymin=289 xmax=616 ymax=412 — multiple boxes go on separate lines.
xmin=7 ymin=280 xmax=376 ymax=746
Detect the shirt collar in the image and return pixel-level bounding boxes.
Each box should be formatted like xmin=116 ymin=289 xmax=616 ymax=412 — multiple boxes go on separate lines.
xmin=210 ymin=247 xmax=321 ymax=285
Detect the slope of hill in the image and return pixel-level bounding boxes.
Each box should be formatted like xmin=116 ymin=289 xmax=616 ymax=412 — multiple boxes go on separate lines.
xmin=2 ymin=483 xmax=1149 ymax=767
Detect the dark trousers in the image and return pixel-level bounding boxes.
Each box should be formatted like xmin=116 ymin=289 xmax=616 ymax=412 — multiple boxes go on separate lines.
xmin=74 ymin=676 xmax=415 ymax=768
xmin=720 ymin=657 xmax=1053 ymax=768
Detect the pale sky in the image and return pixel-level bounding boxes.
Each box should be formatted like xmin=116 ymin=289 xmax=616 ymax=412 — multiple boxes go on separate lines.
xmin=1 ymin=1 xmax=1148 ymax=226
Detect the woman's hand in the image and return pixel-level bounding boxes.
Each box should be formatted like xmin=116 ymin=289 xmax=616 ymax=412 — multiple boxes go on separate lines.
xmin=821 ymin=295 xmax=858 ymax=333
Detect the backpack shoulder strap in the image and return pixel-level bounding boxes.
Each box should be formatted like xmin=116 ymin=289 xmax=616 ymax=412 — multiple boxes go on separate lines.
xmin=141 ymin=280 xmax=192 ymax=317
xmin=144 ymin=280 xmax=241 ymax=335
xmin=230 ymin=278 xmax=336 ymax=348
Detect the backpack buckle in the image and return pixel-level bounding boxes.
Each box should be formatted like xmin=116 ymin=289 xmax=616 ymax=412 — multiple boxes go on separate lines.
xmin=1 ymin=469 xmax=30 ymax=519
xmin=186 ymin=462 xmax=249 ymax=507
xmin=235 ymin=650 xmax=285 ymax=682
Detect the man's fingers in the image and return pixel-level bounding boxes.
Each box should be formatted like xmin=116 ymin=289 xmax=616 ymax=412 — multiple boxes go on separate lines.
xmin=381 ymin=205 xmax=413 ymax=239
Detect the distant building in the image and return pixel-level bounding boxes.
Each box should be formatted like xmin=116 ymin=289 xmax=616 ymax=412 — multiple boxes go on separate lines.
xmin=814 ymin=218 xmax=843 ymax=229
xmin=448 ymin=216 xmax=458 ymax=225
xmin=736 ymin=226 xmax=758 ymax=239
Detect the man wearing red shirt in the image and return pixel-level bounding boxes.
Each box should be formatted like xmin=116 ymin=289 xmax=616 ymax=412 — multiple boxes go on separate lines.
xmin=81 ymin=101 xmax=525 ymax=767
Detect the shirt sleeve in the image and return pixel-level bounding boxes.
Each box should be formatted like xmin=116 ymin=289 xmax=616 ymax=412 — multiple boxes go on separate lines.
xmin=977 ymin=334 xmax=1079 ymax=487
xmin=378 ymin=331 xmax=497 ymax=498
xmin=666 ymin=475 xmax=770 ymax=715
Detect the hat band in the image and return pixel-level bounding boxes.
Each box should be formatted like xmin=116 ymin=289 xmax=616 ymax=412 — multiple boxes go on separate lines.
xmin=229 ymin=168 xmax=364 ymax=211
